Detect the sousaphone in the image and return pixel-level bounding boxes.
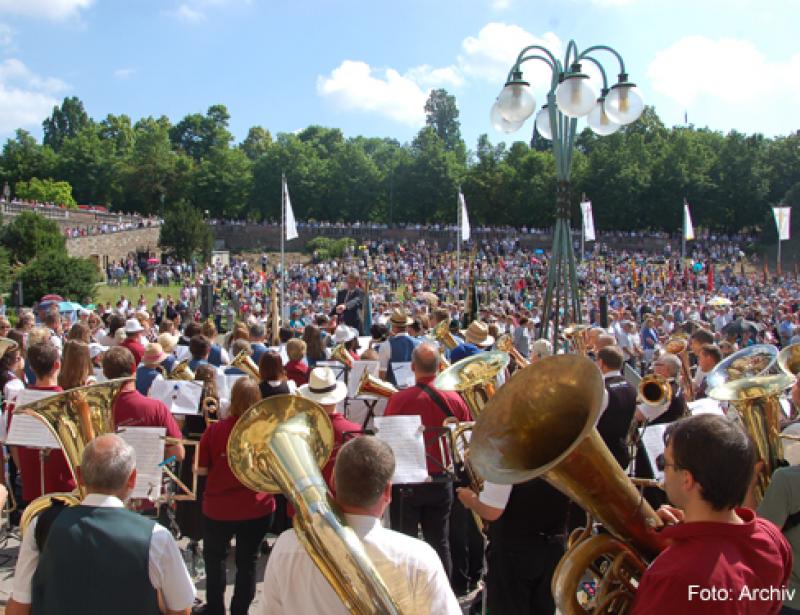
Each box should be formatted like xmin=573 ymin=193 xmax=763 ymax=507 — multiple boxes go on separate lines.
xmin=434 ymin=350 xmax=509 ymax=418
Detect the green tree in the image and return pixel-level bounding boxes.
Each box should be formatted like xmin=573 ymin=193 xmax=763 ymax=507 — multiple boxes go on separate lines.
xmin=159 ymin=201 xmax=213 ymax=261
xmin=240 ymin=126 xmax=272 ymax=160
xmin=191 ymin=146 xmax=252 ymax=219
xmin=16 ymin=251 xmax=99 ymax=303
xmin=424 ymin=89 xmax=463 ymax=155
xmin=0 ymin=130 xmax=57 ymax=192
xmin=42 ymin=96 xmax=91 ymax=152
xmin=98 ymin=113 xmax=135 ymax=156
xmin=1 ymin=211 xmax=66 ymax=264
xmin=169 ymin=104 xmax=233 ymax=161
xmin=16 ymin=178 xmax=77 ymax=207
xmin=57 ymin=125 xmax=120 ymax=205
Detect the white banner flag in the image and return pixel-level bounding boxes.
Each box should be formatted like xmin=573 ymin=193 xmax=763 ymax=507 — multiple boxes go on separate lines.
xmin=458 ymin=191 xmax=470 ymax=242
xmin=773 ymin=206 xmax=791 ymax=241
xmin=580 ymin=200 xmax=596 ymax=242
xmin=283 ymin=177 xmax=299 ymax=241
xmin=683 ymin=199 xmax=695 ymax=241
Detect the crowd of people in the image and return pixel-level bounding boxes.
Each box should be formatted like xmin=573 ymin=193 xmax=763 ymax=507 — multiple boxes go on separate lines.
xmin=0 ymin=229 xmax=799 ymax=614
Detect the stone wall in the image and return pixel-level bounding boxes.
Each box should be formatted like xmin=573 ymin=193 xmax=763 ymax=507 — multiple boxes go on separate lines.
xmin=66 ymin=227 xmax=161 ymax=267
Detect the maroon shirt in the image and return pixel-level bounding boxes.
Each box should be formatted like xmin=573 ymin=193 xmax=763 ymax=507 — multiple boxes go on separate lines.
xmin=285 ymin=359 xmax=309 ymax=387
xmin=113 ymin=388 xmax=182 ymax=439
xmin=322 ymin=412 xmax=362 ymax=492
xmin=198 ymin=415 xmax=276 ymax=521
xmin=383 ymin=375 xmax=471 ymax=474
xmin=632 ymin=508 xmax=792 ymax=615
xmin=120 ymin=336 xmax=146 ymax=365
xmin=13 ymin=385 xmax=77 ymax=502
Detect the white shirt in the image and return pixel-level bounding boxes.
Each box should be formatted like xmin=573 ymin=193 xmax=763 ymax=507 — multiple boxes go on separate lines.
xmin=260 ymin=513 xmax=460 ymax=615
xmin=11 ymin=494 xmax=196 ymax=610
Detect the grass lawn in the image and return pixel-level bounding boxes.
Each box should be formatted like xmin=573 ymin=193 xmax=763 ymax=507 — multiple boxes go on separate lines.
xmin=93 ymin=283 xmax=182 ymax=309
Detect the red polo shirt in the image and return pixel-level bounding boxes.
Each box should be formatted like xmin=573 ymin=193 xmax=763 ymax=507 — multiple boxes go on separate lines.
xmin=120 ymin=336 xmax=145 ymax=365
xmin=198 ymin=415 xmax=276 ymax=521
xmin=113 ymin=388 xmax=182 ymax=439
xmin=13 ymin=385 xmax=77 ymax=503
xmin=632 ymin=508 xmax=792 ymax=615
xmin=322 ymin=412 xmax=362 ymax=492
xmin=383 ymin=375 xmax=471 ymax=474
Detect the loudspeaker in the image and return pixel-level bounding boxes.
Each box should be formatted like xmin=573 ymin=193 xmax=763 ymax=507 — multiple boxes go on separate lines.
xmin=599 ymin=294 xmax=609 ymax=329
xmin=11 ymin=280 xmax=23 ymax=308
xmin=200 ymin=284 xmax=214 ymax=317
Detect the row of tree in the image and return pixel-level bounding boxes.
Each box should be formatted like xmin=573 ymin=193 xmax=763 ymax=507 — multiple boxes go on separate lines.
xmin=1 ymin=93 xmax=799 ymax=234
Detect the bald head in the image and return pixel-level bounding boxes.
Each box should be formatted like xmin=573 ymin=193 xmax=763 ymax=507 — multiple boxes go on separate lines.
xmin=412 ymin=342 xmax=440 ymax=377
xmin=80 ymin=434 xmax=136 ymax=496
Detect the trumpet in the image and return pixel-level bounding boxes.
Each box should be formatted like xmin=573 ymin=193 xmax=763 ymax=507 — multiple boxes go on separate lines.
xmin=638 ymin=373 xmax=672 ymax=407
xmin=496 ymin=334 xmax=529 ymax=369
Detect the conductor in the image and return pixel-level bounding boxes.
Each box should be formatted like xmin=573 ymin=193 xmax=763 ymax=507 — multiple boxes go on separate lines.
xmin=331 ymin=272 xmax=365 ymax=333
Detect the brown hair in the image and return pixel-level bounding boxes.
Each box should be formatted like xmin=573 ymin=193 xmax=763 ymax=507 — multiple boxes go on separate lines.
xmin=189 ymin=335 xmax=211 ymax=360
xmin=58 ymin=340 xmax=93 ymax=389
xmin=194 ymin=364 xmax=219 ymax=402
xmin=228 ymin=377 xmax=261 ymax=418
xmin=259 ymin=351 xmax=285 ymax=382
xmin=286 ymin=338 xmax=306 ymax=361
xmin=597 ymin=345 xmax=624 ymax=371
xmin=103 ymin=346 xmax=135 ymax=379
xmin=67 ymin=322 xmax=91 ymax=343
xmin=202 ymin=321 xmax=217 ymax=338
xmin=28 ymin=342 xmax=60 ymax=379
xmin=302 ymin=325 xmax=325 ymax=361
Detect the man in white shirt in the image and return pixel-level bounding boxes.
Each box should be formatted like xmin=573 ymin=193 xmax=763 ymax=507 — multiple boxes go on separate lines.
xmin=6 ymin=434 xmax=195 ymax=615
xmin=260 ymin=436 xmax=460 ymax=615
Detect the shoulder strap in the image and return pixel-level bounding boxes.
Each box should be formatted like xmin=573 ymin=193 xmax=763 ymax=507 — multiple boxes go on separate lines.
xmin=35 ymin=498 xmax=70 ymax=552
xmin=417 ymin=383 xmax=454 ymax=419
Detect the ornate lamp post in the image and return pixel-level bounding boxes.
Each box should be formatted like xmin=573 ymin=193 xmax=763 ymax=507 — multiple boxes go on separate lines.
xmin=492 ymin=40 xmax=644 ymax=348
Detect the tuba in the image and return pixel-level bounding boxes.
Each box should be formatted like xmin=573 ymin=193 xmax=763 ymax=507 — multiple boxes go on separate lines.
xmin=227 ymin=395 xmax=405 ymax=614
xmin=231 ymin=349 xmax=261 ymax=380
xmin=18 ymin=378 xmax=133 ymax=533
xmin=433 ymin=319 xmax=459 ymax=351
xmin=563 ymin=324 xmax=591 ymax=356
xmin=706 ymin=343 xmax=779 ymax=392
xmin=496 ymin=334 xmax=530 ymax=369
xmin=778 ymin=342 xmax=800 ymax=378
xmin=356 ymin=369 xmax=397 ymax=398
xmin=332 ymin=344 xmax=353 ymax=370
xmin=169 ymin=359 xmax=195 ymax=381
xmin=470 ymin=356 xmax=666 ymax=614
xmin=434 ymin=350 xmax=509 ymax=419
xmin=708 ymin=373 xmax=795 ymax=505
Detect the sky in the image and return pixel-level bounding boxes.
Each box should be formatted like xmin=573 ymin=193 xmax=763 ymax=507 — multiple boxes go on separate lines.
xmin=0 ymin=0 xmax=798 ymax=151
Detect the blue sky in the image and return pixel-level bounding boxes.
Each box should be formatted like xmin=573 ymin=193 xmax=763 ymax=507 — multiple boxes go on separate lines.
xmin=0 ymin=0 xmax=797 ymax=151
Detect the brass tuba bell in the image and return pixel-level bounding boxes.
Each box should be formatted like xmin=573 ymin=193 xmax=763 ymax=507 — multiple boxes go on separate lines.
xmin=227 ymin=395 xmax=405 ymax=614
xmin=563 ymin=324 xmax=591 ymax=356
xmin=778 ymin=342 xmax=800 ymax=378
xmin=433 ymin=350 xmax=509 ymax=419
xmin=231 ymin=349 xmax=261 ymax=380
xmin=168 ymin=359 xmax=195 ymax=381
xmin=356 ymin=369 xmax=398 ymax=398
xmin=331 ymin=344 xmax=353 ymax=370
xmin=432 ymin=319 xmax=459 ymax=351
xmin=470 ymin=356 xmax=666 ymax=614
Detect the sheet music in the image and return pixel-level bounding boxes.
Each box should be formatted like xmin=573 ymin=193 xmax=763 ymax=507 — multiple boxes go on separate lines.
xmin=118 ymin=427 xmax=166 ymax=499
xmin=348 ymin=360 xmax=379 ymax=399
xmin=14 ymin=388 xmax=58 ymax=407
xmin=317 ymin=361 xmax=346 ymax=382
xmin=623 ymin=364 xmax=642 ymax=388
xmin=148 ymin=380 xmax=203 ymax=415
xmin=6 ymin=414 xmax=61 ymax=448
xmin=640 ymin=423 xmax=668 ymax=482
xmin=373 ymin=415 xmax=428 ymax=484
xmin=357 ymin=336 xmax=372 ymax=355
xmin=174 ymin=345 xmax=190 ymax=362
xmin=391 ymin=362 xmax=414 ymax=389
xmin=688 ymin=397 xmax=725 ymax=417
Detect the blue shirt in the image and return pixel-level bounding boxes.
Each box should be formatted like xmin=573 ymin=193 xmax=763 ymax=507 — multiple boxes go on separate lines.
xmin=451 ymin=343 xmax=480 ymax=363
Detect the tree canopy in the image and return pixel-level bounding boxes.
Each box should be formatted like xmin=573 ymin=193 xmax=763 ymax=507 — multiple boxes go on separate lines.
xmin=0 ymin=94 xmax=797 ymax=234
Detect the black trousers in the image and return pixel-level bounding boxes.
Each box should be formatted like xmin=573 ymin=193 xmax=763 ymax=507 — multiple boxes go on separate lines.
xmin=390 ymin=479 xmax=453 ymax=578
xmin=202 ymin=513 xmax=273 ymax=615
xmin=486 ymin=536 xmax=564 ymax=615
xmin=449 ymin=494 xmax=485 ymax=594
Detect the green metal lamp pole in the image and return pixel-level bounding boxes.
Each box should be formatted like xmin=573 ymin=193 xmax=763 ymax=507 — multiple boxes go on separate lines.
xmin=492 ymin=40 xmax=644 ymax=349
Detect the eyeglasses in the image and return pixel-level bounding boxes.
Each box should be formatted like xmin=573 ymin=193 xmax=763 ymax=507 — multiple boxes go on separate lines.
xmin=655 ymin=454 xmax=680 ymax=472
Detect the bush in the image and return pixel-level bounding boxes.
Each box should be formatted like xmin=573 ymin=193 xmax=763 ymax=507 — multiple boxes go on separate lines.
xmin=16 ymin=177 xmax=77 ymax=207
xmin=1 ymin=212 xmax=66 ymax=265
xmin=305 ymin=236 xmax=355 ymax=260
xmin=16 ymin=250 xmax=99 ymax=304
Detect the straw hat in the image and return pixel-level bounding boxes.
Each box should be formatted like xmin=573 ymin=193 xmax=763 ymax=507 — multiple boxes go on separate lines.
xmin=142 ymin=343 xmax=167 ymax=365
xmin=298 ymin=366 xmax=347 ymax=406
xmin=389 ymin=308 xmax=413 ymax=327
xmin=462 ymin=321 xmax=494 ymax=347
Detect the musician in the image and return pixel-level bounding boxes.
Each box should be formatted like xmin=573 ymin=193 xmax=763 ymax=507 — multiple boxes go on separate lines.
xmin=57 ymin=339 xmax=95 ymax=388
xmin=188 ymin=334 xmax=212 ymax=372
xmin=157 ymin=332 xmax=179 ymax=373
xmin=248 ymin=321 xmax=269 ymax=365
xmin=331 ymin=272 xmax=365 ymax=333
xmin=384 ymin=342 xmax=471 ymax=578
xmin=689 ymin=327 xmax=714 ymax=388
xmin=258 ymin=350 xmax=296 ymax=398
xmin=197 ymin=377 xmax=275 ymax=615
xmin=451 ymin=321 xmax=494 ymax=363
xmin=260 ymin=436 xmax=460 ymax=614
xmin=332 ymin=324 xmax=360 ymax=361
xmin=7 ymin=434 xmax=196 ymax=615
xmin=631 ymin=414 xmax=792 ymax=614
xmin=135 ymin=343 xmax=169 ymax=395
xmin=694 ymin=343 xmax=722 ymax=399
xmin=595 ymin=346 xmax=638 ymax=469
xmin=201 ymin=321 xmax=229 ymax=367
xmin=102 ymin=347 xmax=184 ymax=462
xmin=284 ymin=339 xmax=309 ymax=386
xmin=378 ymin=308 xmax=420 ymax=386
xmin=120 ymin=318 xmax=146 ymax=365
xmin=458 ymin=478 xmax=569 ymax=615
xmin=298 ymin=366 xmax=360 ymax=490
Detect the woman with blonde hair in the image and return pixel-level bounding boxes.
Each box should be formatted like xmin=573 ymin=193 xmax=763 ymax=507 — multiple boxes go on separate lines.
xmin=58 ymin=340 xmax=95 ymax=389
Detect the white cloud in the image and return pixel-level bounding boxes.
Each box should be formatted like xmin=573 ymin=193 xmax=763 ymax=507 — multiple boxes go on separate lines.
xmin=405 ymin=64 xmax=464 ymax=88
xmin=317 ymin=60 xmax=430 ymax=127
xmin=0 ymin=23 xmax=12 ymax=46
xmin=0 ymin=59 xmax=68 ymax=134
xmin=490 ymin=0 xmax=513 ymax=9
xmin=648 ymin=36 xmax=800 ymax=109
xmin=168 ymin=0 xmax=250 ymax=22
xmin=0 ymin=0 xmax=93 ymax=20
xmin=113 ymin=67 xmax=136 ymax=79
xmin=172 ymin=4 xmax=206 ymax=22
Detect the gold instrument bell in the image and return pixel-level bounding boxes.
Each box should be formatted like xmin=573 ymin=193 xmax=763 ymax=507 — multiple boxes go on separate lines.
xmin=168 ymin=359 xmax=195 ymax=380
xmin=495 ymin=334 xmax=530 ymax=369
xmin=231 ymin=349 xmax=261 ymax=380
xmin=227 ymin=395 xmax=405 ymax=614
xmin=356 ymin=369 xmax=397 ymax=398
xmin=18 ymin=378 xmax=133 ymax=533
xmin=433 ymin=350 xmax=509 ymax=418
xmin=432 ymin=319 xmax=459 ymax=351
xmin=470 ymin=356 xmax=667 ymax=614
xmin=638 ymin=373 xmax=672 ymax=407
xmin=332 ymin=344 xmax=354 ymax=370
xmin=778 ymin=342 xmax=800 ymax=378
xmin=563 ymin=324 xmax=591 ymax=355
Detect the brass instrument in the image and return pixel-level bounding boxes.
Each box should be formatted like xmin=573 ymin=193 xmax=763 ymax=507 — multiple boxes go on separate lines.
xmin=706 ymin=343 xmax=779 ymax=391
xmin=496 ymin=334 xmax=530 ymax=369
xmin=356 ymin=369 xmax=397 ymax=398
xmin=470 ymin=356 xmax=666 ymax=614
xmin=638 ymin=373 xmax=672 ymax=408
xmin=269 ymin=282 xmax=280 ymax=346
xmin=443 ymin=417 xmax=485 ymax=534
xmin=664 ymin=335 xmax=695 ymax=402
xmin=434 ymin=350 xmax=509 ymax=418
xmin=169 ymin=359 xmax=195 ymax=381
xmin=709 ymin=373 xmax=795 ymax=505
xmin=227 ymin=395 xmax=405 ymax=614
xmin=202 ymin=395 xmax=219 ymax=423
xmin=231 ymin=349 xmax=260 ymax=380
xmin=433 ymin=319 xmax=458 ymax=351
xmin=778 ymin=342 xmax=800 ymax=378
xmin=563 ymin=324 xmax=591 ymax=356
xmin=332 ymin=344 xmax=353 ymax=370
xmin=17 ymin=378 xmax=133 ymax=533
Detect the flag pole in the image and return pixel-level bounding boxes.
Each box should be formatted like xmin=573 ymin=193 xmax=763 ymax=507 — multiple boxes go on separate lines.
xmin=456 ymin=187 xmax=461 ymax=307
xmin=580 ymin=192 xmax=586 ymax=262
xmin=681 ymin=199 xmax=686 ymax=262
xmin=280 ymin=172 xmax=286 ymax=325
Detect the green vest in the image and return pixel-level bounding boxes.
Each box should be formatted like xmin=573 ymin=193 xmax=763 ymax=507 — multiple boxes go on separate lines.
xmin=31 ymin=505 xmax=160 ymax=615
